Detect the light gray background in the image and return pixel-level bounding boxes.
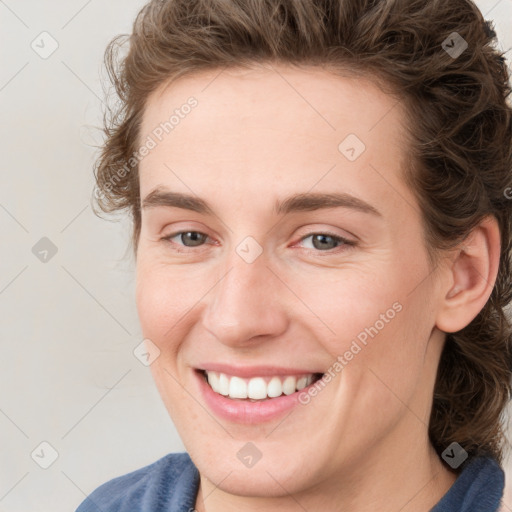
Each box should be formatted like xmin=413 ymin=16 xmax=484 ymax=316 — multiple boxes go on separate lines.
xmin=0 ymin=1 xmax=511 ymax=510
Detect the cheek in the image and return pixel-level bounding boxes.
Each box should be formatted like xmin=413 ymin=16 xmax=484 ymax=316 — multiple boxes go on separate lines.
xmin=135 ymin=258 xmax=199 ymax=339
xmin=287 ymin=267 xmax=403 ymax=356
xmin=332 ymin=288 xmax=435 ymax=426
xmin=298 ymin=262 xmax=431 ymax=391
xmin=135 ymin=261 xmax=201 ymax=417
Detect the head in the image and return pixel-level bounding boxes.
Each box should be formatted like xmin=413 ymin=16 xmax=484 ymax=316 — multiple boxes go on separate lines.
xmin=94 ymin=0 xmax=512 ymax=497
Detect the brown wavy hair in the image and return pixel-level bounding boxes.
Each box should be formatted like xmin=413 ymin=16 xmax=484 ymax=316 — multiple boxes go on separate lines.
xmin=93 ymin=0 xmax=512 ymax=465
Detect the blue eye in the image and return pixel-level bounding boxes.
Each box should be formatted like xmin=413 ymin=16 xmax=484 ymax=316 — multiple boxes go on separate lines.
xmin=164 ymin=231 xmax=209 ymax=248
xmin=298 ymin=233 xmax=355 ymax=252
xmin=162 ymin=231 xmax=355 ymax=254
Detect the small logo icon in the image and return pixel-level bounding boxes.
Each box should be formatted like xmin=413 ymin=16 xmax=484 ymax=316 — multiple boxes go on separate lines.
xmin=237 ymin=442 xmax=262 ymax=468
xmin=441 ymin=32 xmax=468 ymax=59
xmin=338 ymin=133 xmax=366 ymax=161
xmin=31 ymin=441 xmax=59 ymax=469
xmin=30 ymin=31 xmax=59 ymax=59
xmin=442 ymin=441 xmax=468 ymax=469
xmin=133 ymin=338 xmax=161 ymax=366
xmin=32 ymin=237 xmax=58 ymax=263
xmin=235 ymin=236 xmax=263 ymax=264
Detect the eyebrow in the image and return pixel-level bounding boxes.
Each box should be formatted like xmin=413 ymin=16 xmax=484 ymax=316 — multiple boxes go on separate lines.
xmin=141 ymin=188 xmax=382 ymax=217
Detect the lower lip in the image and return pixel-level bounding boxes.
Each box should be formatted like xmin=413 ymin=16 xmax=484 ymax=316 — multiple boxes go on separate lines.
xmin=195 ymin=370 xmax=315 ymax=424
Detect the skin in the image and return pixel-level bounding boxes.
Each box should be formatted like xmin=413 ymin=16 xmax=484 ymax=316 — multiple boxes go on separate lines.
xmin=135 ymin=63 xmax=500 ymax=512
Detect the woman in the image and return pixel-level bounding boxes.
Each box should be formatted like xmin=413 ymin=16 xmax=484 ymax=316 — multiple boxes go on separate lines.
xmin=77 ymin=0 xmax=512 ymax=510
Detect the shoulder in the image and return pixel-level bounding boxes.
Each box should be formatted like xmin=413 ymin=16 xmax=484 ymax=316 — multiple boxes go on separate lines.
xmin=75 ymin=452 xmax=200 ymax=512
xmin=433 ymin=456 xmax=505 ymax=512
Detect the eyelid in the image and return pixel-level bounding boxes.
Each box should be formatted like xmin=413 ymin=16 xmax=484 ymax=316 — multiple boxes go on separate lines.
xmin=292 ymin=222 xmax=356 ymax=243
xmin=160 ymin=219 xmax=216 ymax=243
xmin=161 ymin=229 xmax=214 ymax=250
xmin=161 ymin=228 xmax=356 ymax=257
xmin=293 ymin=231 xmax=357 ymax=252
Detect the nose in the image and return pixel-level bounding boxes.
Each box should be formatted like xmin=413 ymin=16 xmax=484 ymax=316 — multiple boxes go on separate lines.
xmin=201 ymin=250 xmax=289 ymax=348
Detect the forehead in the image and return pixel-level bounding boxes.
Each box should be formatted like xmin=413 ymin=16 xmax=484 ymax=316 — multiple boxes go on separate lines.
xmin=138 ymin=63 xmax=409 ymax=200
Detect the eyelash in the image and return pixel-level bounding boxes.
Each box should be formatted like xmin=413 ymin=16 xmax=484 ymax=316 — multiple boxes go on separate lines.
xmin=161 ymin=230 xmax=356 ymax=254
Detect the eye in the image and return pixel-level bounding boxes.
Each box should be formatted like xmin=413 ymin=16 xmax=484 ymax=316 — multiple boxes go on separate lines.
xmin=161 ymin=230 xmax=355 ymax=254
xmin=297 ymin=232 xmax=356 ymax=252
xmin=163 ymin=231 xmax=210 ymax=249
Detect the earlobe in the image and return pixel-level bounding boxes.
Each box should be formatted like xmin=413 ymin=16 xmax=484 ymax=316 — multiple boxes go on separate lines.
xmin=435 ymin=216 xmax=501 ymax=334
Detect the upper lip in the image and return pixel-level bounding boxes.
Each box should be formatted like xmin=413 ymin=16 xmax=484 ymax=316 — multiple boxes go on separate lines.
xmin=197 ymin=363 xmax=323 ymax=378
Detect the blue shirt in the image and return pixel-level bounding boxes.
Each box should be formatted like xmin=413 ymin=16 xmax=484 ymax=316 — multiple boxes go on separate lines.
xmin=75 ymin=453 xmax=504 ymax=511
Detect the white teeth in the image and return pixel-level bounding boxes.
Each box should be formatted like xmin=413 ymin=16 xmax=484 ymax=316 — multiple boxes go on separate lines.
xmin=247 ymin=377 xmax=267 ymax=399
xmin=218 ymin=373 xmax=229 ymax=396
xmin=229 ymin=376 xmax=247 ymax=398
xmin=296 ymin=376 xmax=308 ymax=390
xmin=267 ymin=376 xmax=282 ymax=398
xmin=282 ymin=376 xmax=296 ymax=395
xmin=207 ymin=371 xmax=219 ymax=391
xmin=204 ymin=371 xmax=317 ymax=400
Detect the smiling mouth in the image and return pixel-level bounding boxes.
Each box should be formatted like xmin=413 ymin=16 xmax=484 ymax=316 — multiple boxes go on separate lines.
xmin=199 ymin=370 xmax=324 ymax=401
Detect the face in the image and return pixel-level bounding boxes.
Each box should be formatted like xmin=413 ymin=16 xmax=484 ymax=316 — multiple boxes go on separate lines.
xmin=135 ymin=64 xmax=446 ymax=497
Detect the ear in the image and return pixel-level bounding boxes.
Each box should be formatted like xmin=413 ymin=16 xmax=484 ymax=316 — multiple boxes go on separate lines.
xmin=435 ymin=216 xmax=501 ymax=333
